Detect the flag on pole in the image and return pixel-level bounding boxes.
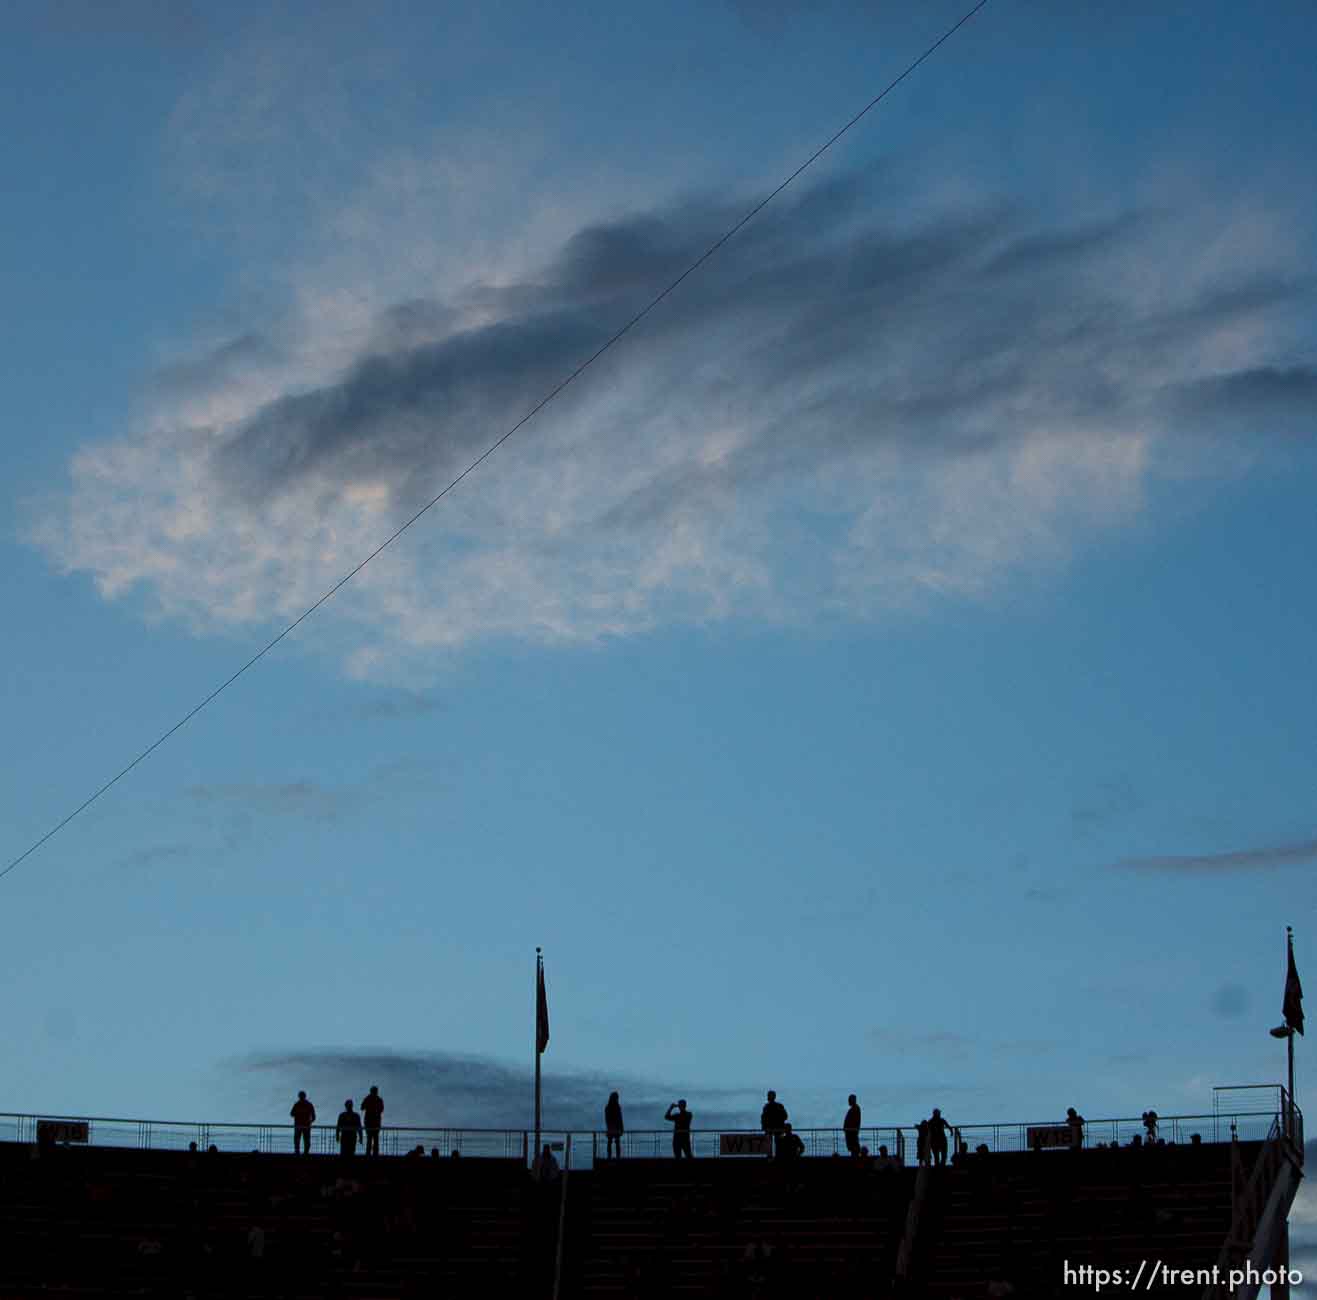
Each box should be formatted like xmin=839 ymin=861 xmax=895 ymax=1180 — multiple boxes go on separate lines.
xmin=537 ymin=956 xmax=550 ymax=1054
xmin=1284 ymin=929 xmax=1304 ymax=1036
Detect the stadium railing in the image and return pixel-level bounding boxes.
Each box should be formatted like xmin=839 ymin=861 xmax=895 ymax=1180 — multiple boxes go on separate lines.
xmin=2 ymin=1102 xmax=1297 ymax=1166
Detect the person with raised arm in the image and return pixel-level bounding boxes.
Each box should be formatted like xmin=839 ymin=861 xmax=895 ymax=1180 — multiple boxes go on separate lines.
xmin=664 ymin=1099 xmax=693 ymax=1159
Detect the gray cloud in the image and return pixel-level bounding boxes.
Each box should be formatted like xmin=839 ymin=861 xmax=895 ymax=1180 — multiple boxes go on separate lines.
xmin=115 ymin=842 xmax=192 ymax=871
xmin=187 ymin=779 xmax=354 ymax=823
xmin=869 ymin=1029 xmax=973 ymax=1060
xmin=348 ymin=689 xmax=444 ymax=720
xmin=1072 ymin=775 xmax=1143 ymax=837
xmin=1167 ymin=363 xmax=1317 ymax=438
xmin=35 ymin=167 xmax=1313 ymax=675
xmin=1023 ymin=887 xmax=1063 ymax=904
xmin=1210 ymin=984 xmax=1251 ymax=1020
xmin=1117 ymin=838 xmax=1317 ymax=872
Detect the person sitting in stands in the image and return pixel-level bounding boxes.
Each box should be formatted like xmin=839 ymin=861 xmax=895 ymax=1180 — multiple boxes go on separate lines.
xmin=533 ymin=1143 xmax=560 ymax=1182
xmin=776 ymin=1123 xmax=804 ymax=1160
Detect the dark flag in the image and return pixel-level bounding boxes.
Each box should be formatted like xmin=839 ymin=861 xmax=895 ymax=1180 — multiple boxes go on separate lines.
xmin=1284 ymin=930 xmax=1304 ymax=1036
xmin=537 ymin=958 xmax=550 ymax=1054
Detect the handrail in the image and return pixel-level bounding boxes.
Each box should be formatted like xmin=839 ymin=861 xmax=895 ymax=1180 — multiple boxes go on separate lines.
xmin=3 ymin=1104 xmax=1296 ymax=1163
xmin=1203 ymin=1124 xmax=1293 ymax=1300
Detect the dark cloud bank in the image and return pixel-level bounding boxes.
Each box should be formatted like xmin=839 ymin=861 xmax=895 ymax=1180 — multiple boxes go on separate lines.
xmin=238 ymin=1048 xmax=984 ymax=1131
xmin=1118 ymin=838 xmax=1317 ymax=872
xmin=240 ymin=1049 xmax=762 ymax=1132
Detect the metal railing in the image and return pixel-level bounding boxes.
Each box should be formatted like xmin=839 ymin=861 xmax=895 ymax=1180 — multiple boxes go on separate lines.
xmin=1 ymin=1113 xmax=527 ymax=1160
xmin=587 ymin=1126 xmax=907 ymax=1163
xmin=946 ymin=1111 xmax=1283 ymax=1155
xmin=2 ymin=1100 xmax=1297 ymax=1168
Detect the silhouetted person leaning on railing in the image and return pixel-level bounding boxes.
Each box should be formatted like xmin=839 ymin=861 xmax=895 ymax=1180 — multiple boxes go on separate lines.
xmin=604 ymin=1091 xmax=624 ymax=1160
xmin=291 ymin=1091 xmax=316 ymax=1154
xmin=665 ymin=1099 xmax=693 ymax=1159
xmin=843 ymin=1094 xmax=862 ymax=1156
xmin=361 ymin=1085 xmax=384 ymax=1156
xmin=336 ymin=1099 xmax=362 ymax=1158
xmin=1067 ymin=1106 xmax=1085 ymax=1149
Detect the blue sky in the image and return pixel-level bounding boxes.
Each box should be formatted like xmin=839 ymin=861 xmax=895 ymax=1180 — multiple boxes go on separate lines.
xmin=2 ymin=0 xmax=1315 ymax=1239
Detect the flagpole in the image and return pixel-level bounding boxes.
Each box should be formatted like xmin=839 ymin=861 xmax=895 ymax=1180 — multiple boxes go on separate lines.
xmin=1287 ymin=928 xmax=1297 ymax=1138
xmin=535 ymin=946 xmax=543 ymax=1161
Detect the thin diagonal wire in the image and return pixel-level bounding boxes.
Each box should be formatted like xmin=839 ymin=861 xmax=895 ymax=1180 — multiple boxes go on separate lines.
xmin=1 ymin=0 xmax=989 ymax=885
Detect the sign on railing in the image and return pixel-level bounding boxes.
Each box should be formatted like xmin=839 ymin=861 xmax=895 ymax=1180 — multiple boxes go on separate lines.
xmin=37 ymin=1120 xmax=89 ymax=1144
xmin=719 ymin=1132 xmax=772 ymax=1156
xmin=1026 ymin=1125 xmax=1075 ymax=1150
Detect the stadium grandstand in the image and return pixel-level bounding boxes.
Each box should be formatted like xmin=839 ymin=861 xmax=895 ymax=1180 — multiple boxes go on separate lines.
xmin=0 ymin=1085 xmax=1302 ymax=1298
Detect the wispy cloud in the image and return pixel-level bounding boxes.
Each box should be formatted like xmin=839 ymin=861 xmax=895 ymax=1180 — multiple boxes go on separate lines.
xmin=187 ymin=780 xmax=353 ymax=823
xmin=1116 ymin=838 xmax=1317 ymax=872
xmin=347 ymin=689 xmax=444 ymax=721
xmin=28 ymin=159 xmax=1312 ymax=681
xmin=116 ymin=841 xmax=192 ymax=871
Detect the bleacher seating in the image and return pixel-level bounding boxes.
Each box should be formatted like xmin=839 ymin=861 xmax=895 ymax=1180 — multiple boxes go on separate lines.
xmin=913 ymin=1142 xmax=1247 ymax=1298
xmin=0 ymin=1140 xmax=543 ymax=1299
xmin=572 ymin=1156 xmax=910 ymax=1297
xmin=0 ymin=1135 xmax=1283 ymax=1298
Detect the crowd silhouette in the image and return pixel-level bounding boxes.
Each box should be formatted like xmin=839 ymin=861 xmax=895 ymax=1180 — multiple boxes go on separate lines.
xmin=270 ymin=1083 xmax=1194 ymax=1169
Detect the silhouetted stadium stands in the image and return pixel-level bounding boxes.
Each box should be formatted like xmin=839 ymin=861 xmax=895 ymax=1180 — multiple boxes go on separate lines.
xmin=0 ymin=1098 xmax=1302 ymax=1298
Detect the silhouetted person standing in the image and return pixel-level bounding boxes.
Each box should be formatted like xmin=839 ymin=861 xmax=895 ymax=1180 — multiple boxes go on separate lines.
xmin=336 ymin=1100 xmax=362 ymax=1159
xmin=290 ymin=1091 xmax=316 ymax=1155
xmin=761 ymin=1090 xmax=788 ymax=1155
xmin=665 ymin=1100 xmax=693 ymax=1159
xmin=928 ymin=1108 xmax=952 ymax=1167
xmin=843 ymin=1094 xmax=862 ymax=1157
xmin=361 ymin=1085 xmax=384 ymax=1156
xmin=916 ymin=1119 xmax=931 ymax=1167
xmin=604 ymin=1091 xmax=624 ymax=1160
